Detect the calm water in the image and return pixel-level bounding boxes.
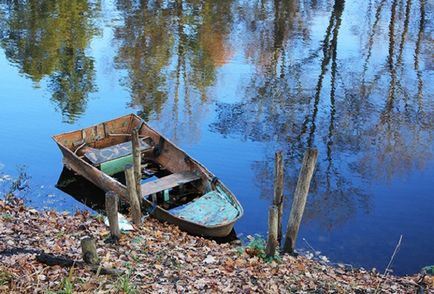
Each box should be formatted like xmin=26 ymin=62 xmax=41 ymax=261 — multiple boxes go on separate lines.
xmin=0 ymin=0 xmax=433 ymax=275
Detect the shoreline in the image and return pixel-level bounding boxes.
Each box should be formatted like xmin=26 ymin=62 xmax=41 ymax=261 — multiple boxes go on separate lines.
xmin=0 ymin=196 xmax=431 ymax=293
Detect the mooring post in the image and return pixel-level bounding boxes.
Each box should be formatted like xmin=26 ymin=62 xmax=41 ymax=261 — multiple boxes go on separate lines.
xmin=125 ymin=164 xmax=142 ymax=225
xmin=266 ymin=205 xmax=279 ymax=257
xmin=105 ymin=191 xmax=120 ymax=240
xmin=80 ymin=236 xmax=99 ymax=265
xmin=131 ymin=128 xmax=142 ymax=203
xmin=273 ymin=151 xmax=284 ymax=243
xmin=283 ymin=148 xmax=318 ymax=254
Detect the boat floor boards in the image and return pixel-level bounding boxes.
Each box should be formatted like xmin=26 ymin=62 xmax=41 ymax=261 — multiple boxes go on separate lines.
xmin=170 ymin=190 xmax=239 ymax=226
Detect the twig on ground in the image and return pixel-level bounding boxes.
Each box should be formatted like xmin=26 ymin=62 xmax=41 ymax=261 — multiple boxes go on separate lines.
xmin=302 ymin=238 xmax=317 ymax=254
xmin=374 ymin=234 xmax=403 ymax=293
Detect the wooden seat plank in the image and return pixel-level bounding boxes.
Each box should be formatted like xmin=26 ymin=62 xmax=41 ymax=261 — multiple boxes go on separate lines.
xmin=141 ymin=172 xmax=200 ymax=197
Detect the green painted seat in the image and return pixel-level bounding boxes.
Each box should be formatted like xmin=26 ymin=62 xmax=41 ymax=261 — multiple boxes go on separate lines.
xmin=84 ymin=140 xmax=151 ymax=175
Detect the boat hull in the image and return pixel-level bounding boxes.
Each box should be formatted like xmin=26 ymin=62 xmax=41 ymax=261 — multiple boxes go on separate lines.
xmin=54 ymin=114 xmax=243 ymax=237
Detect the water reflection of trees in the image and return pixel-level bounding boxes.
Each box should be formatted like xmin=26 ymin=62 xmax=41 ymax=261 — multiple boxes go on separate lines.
xmin=0 ymin=0 xmax=100 ymax=123
xmin=211 ymin=0 xmax=433 ymax=230
xmin=358 ymin=0 xmax=433 ymax=181
xmin=114 ymin=0 xmax=232 ymax=143
xmin=0 ymin=0 xmax=431 ymax=229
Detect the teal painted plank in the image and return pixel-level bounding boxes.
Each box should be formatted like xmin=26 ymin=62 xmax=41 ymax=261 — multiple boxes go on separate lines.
xmin=170 ymin=191 xmax=239 ymax=226
xmin=163 ymin=190 xmax=170 ymax=202
xmin=101 ymin=155 xmax=133 ymax=175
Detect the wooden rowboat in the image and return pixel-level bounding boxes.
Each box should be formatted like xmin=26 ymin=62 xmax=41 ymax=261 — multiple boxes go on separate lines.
xmin=53 ymin=114 xmax=243 ymax=237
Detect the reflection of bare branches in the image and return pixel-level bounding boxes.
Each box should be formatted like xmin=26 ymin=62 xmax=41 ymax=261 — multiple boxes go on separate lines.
xmin=360 ymin=0 xmax=432 ymax=181
xmin=382 ymin=0 xmax=398 ymax=122
xmin=396 ymin=0 xmax=412 ymax=67
xmin=212 ymin=0 xmax=433 ymax=232
xmin=414 ymin=0 xmax=425 ymax=112
xmin=305 ymin=172 xmax=370 ymax=230
xmin=361 ymin=0 xmax=387 ymax=94
xmin=307 ymin=0 xmax=344 ymax=148
xmin=326 ymin=20 xmax=340 ymax=190
xmin=171 ymin=0 xmax=186 ymax=142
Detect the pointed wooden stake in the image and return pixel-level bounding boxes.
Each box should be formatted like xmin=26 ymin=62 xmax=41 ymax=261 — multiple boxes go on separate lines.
xmin=283 ymin=148 xmax=318 ymax=254
xmin=125 ymin=164 xmax=142 ymax=225
xmin=80 ymin=236 xmax=99 ymax=265
xmin=266 ymin=205 xmax=279 ymax=257
xmin=105 ymin=191 xmax=120 ymax=240
xmin=273 ymin=151 xmax=284 ymax=243
xmin=131 ymin=128 xmax=142 ymax=203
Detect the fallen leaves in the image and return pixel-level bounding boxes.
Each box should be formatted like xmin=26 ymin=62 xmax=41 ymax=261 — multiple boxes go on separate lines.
xmin=0 ymin=197 xmax=430 ymax=293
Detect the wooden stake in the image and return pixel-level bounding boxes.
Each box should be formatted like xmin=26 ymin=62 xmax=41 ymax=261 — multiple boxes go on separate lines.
xmin=80 ymin=236 xmax=99 ymax=265
xmin=273 ymin=151 xmax=284 ymax=243
xmin=105 ymin=191 xmax=120 ymax=239
xmin=266 ymin=205 xmax=279 ymax=257
xmin=131 ymin=128 xmax=142 ymax=202
xmin=125 ymin=164 xmax=142 ymax=225
xmin=283 ymin=148 xmax=318 ymax=254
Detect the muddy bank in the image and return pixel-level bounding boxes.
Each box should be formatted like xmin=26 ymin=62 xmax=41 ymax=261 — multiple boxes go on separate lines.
xmin=0 ymin=196 xmax=431 ymax=293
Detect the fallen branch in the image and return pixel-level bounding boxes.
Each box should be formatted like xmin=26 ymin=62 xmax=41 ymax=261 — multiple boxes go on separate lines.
xmin=36 ymin=252 xmax=75 ymax=267
xmin=36 ymin=253 xmax=123 ymax=276
xmin=0 ymin=248 xmax=43 ymax=256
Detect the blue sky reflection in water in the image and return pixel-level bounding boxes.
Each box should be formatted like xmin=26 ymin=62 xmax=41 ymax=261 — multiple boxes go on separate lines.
xmin=0 ymin=0 xmax=433 ymax=274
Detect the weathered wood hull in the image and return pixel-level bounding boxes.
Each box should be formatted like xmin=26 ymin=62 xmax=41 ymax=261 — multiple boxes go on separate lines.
xmin=53 ymin=114 xmax=243 ymax=237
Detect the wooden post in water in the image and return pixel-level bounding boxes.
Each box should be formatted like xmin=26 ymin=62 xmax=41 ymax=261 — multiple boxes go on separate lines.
xmin=283 ymin=148 xmax=318 ymax=254
xmin=273 ymin=151 xmax=284 ymax=243
xmin=80 ymin=236 xmax=99 ymax=265
xmin=265 ymin=205 xmax=279 ymax=257
xmin=131 ymin=128 xmax=142 ymax=203
xmin=125 ymin=164 xmax=142 ymax=225
xmin=105 ymin=191 xmax=120 ymax=240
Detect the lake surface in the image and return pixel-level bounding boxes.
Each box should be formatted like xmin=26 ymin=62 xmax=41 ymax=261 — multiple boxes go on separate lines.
xmin=0 ymin=0 xmax=433 ymax=275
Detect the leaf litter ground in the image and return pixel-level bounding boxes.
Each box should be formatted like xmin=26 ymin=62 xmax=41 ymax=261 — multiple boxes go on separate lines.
xmin=0 ymin=197 xmax=432 ymax=293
